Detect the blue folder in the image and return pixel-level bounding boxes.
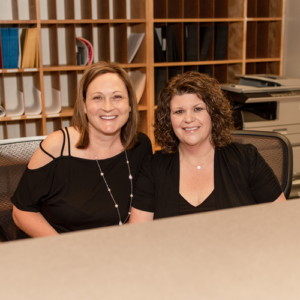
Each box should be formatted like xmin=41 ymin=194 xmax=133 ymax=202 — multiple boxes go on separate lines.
xmin=0 ymin=28 xmax=10 ymax=69
xmin=9 ymin=28 xmax=19 ymax=68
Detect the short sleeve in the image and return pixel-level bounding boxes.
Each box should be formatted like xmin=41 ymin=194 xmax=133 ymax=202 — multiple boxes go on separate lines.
xmin=132 ymin=155 xmax=156 ymax=212
xmin=11 ymin=163 xmax=56 ymax=212
xmin=247 ymin=145 xmax=283 ymax=203
xmin=137 ymin=132 xmax=153 ymax=157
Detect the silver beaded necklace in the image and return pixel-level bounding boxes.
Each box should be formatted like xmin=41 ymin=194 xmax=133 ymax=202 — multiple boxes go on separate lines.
xmin=92 ymin=148 xmax=133 ymax=226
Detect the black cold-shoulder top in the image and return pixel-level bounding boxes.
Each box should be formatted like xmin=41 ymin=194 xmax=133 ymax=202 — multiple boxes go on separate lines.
xmin=11 ymin=128 xmax=152 ymax=237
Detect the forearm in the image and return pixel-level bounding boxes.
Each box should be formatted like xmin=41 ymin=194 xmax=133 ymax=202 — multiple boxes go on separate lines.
xmin=12 ymin=205 xmax=59 ymax=238
xmin=274 ymin=192 xmax=286 ymax=202
xmin=129 ymin=207 xmax=154 ymax=223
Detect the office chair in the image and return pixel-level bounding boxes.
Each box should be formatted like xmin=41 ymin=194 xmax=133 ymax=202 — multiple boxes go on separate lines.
xmin=0 ymin=136 xmax=46 ymax=241
xmin=232 ymin=130 xmax=293 ymax=199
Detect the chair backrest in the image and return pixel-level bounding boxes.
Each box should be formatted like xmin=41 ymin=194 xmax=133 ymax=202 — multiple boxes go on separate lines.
xmin=0 ymin=136 xmax=46 ymax=241
xmin=232 ymin=130 xmax=293 ymax=199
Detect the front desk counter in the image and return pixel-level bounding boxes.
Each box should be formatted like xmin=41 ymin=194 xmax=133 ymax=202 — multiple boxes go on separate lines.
xmin=1 ymin=200 xmax=300 ymax=300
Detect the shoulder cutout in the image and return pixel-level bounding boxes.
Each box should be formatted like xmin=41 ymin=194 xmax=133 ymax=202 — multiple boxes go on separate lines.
xmin=27 ymin=130 xmax=65 ymax=170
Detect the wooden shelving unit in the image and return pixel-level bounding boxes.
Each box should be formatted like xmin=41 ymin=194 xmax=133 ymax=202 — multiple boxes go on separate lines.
xmin=0 ymin=0 xmax=285 ymax=146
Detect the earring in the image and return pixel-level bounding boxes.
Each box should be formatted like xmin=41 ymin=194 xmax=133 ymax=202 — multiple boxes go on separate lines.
xmin=129 ymin=107 xmax=131 ymax=112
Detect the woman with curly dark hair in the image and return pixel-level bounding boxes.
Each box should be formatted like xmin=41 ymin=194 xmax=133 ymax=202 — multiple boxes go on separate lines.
xmin=130 ymin=71 xmax=286 ymax=222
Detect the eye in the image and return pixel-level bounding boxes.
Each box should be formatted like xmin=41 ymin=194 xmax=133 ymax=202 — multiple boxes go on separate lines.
xmin=113 ymin=95 xmax=123 ymax=99
xmin=174 ymin=110 xmax=184 ymax=114
xmin=194 ymin=107 xmax=204 ymax=112
xmin=93 ymin=95 xmax=102 ymax=100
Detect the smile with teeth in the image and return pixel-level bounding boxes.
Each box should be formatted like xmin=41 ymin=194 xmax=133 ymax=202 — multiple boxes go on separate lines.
xmin=100 ymin=116 xmax=117 ymax=120
xmin=184 ymin=127 xmax=199 ymax=131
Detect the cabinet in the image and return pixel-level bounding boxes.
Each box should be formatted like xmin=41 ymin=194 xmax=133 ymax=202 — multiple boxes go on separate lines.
xmin=0 ymin=0 xmax=285 ymax=145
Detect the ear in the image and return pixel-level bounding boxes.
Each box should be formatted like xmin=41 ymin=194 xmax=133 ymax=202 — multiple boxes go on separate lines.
xmin=83 ymin=102 xmax=87 ymax=114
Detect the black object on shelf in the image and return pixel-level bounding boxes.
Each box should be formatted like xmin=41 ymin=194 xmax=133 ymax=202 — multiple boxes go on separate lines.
xmin=214 ymin=23 xmax=228 ymax=60
xmin=199 ymin=25 xmax=213 ymax=61
xmin=168 ymin=66 xmax=182 ymax=80
xmin=154 ymin=27 xmax=166 ymax=63
xmin=199 ymin=65 xmax=213 ymax=78
xmin=154 ymin=67 xmax=167 ymax=105
xmin=184 ymin=24 xmax=198 ymax=62
xmin=166 ymin=26 xmax=180 ymax=62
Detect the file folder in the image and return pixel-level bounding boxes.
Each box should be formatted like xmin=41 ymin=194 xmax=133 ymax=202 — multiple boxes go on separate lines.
xmin=9 ymin=28 xmax=19 ymax=68
xmin=0 ymin=28 xmax=10 ymax=69
xmin=184 ymin=24 xmax=198 ymax=62
xmin=200 ymin=26 xmax=213 ymax=61
xmin=214 ymin=24 xmax=228 ymax=60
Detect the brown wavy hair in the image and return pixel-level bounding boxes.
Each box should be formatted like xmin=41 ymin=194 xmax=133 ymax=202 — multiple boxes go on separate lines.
xmin=155 ymin=71 xmax=234 ymax=154
xmin=72 ymin=61 xmax=138 ymax=150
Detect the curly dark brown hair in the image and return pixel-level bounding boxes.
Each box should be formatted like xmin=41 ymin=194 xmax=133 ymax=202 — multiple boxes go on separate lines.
xmin=154 ymin=71 xmax=234 ymax=154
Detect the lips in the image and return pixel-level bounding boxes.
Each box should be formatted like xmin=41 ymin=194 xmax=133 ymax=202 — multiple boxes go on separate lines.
xmin=183 ymin=127 xmax=199 ymax=131
xmin=100 ymin=116 xmax=117 ymax=120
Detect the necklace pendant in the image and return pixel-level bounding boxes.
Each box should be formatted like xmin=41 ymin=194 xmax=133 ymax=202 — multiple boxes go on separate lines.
xmin=119 ymin=221 xmax=123 ymax=226
xmin=197 ymin=166 xmax=201 ymax=170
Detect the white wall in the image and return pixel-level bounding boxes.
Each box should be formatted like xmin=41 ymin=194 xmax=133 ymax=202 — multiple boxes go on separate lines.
xmin=282 ymin=0 xmax=300 ymax=78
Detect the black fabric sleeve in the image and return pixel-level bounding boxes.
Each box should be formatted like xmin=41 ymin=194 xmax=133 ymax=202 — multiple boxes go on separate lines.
xmin=132 ymin=155 xmax=156 ymax=212
xmin=247 ymin=144 xmax=283 ymax=203
xmin=137 ymin=132 xmax=153 ymax=157
xmin=11 ymin=162 xmax=56 ymax=212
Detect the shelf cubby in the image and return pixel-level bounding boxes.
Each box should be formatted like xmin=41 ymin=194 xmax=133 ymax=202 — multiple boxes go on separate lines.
xmin=0 ymin=122 xmax=6 ymax=139
xmin=246 ymin=61 xmax=280 ymax=75
xmin=227 ymin=22 xmax=243 ymax=59
xmin=62 ymin=116 xmax=72 ymax=128
xmin=7 ymin=120 xmax=26 ymax=139
xmin=60 ymin=71 xmax=77 ymax=110
xmin=91 ymin=0 xmax=110 ymax=19
xmin=23 ymin=72 xmax=42 ymax=116
xmin=154 ymin=0 xmax=167 ymax=19
xmin=0 ymin=0 xmax=36 ymax=21
xmin=41 ymin=24 xmax=59 ymax=66
xmin=57 ymin=24 xmax=76 ymax=66
xmin=168 ymin=66 xmax=183 ymax=80
xmin=137 ymin=110 xmax=148 ymax=134
xmin=247 ymin=0 xmax=283 ymax=18
xmin=93 ymin=23 xmax=110 ymax=62
xmin=168 ymin=0 xmax=184 ymax=19
xmin=130 ymin=0 xmax=146 ymax=19
xmin=184 ymin=0 xmax=199 ymax=18
xmin=43 ymin=71 xmax=61 ymax=114
xmin=46 ymin=117 xmax=62 ymax=135
xmin=200 ymin=0 xmax=214 ymax=18
xmin=26 ymin=119 xmax=43 ymax=137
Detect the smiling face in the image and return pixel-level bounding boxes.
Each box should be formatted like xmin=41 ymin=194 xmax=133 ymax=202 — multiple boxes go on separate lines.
xmin=170 ymin=93 xmax=213 ymax=148
xmin=84 ymin=73 xmax=130 ymax=139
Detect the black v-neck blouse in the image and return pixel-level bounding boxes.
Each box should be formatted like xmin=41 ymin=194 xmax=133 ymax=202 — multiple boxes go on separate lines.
xmin=132 ymin=142 xmax=282 ymax=219
xmin=179 ymin=190 xmax=216 ymax=215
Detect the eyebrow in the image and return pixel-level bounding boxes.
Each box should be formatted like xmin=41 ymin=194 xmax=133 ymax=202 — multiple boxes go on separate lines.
xmin=89 ymin=90 xmax=124 ymax=96
xmin=172 ymin=103 xmax=205 ymax=109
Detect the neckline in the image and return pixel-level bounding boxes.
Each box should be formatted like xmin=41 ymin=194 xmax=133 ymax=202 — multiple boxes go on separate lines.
xmin=177 ymin=149 xmax=217 ymax=206
xmin=179 ymin=189 xmax=215 ymax=208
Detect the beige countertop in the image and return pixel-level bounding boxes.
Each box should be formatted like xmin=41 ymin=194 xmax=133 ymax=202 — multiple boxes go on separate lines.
xmin=0 ymin=200 xmax=300 ymax=300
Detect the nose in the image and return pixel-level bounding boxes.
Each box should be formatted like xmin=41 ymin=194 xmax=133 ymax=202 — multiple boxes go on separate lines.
xmin=184 ymin=110 xmax=195 ymax=123
xmin=102 ymin=98 xmax=114 ymax=112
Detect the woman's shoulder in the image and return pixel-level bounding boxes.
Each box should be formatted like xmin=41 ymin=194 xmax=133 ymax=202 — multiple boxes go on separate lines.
xmin=217 ymin=142 xmax=259 ymax=169
xmin=221 ymin=141 xmax=257 ymax=156
xmin=150 ymin=150 xmax=177 ymax=167
xmin=137 ymin=131 xmax=152 ymax=147
xmin=28 ymin=128 xmax=73 ymax=169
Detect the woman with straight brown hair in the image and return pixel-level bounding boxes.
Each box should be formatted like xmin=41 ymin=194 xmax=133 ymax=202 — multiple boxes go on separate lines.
xmin=11 ymin=62 xmax=152 ymax=238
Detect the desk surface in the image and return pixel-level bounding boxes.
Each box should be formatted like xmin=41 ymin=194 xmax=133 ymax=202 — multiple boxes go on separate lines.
xmin=1 ymin=200 xmax=300 ymax=300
